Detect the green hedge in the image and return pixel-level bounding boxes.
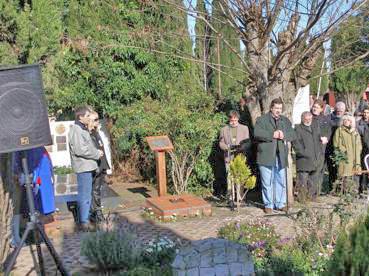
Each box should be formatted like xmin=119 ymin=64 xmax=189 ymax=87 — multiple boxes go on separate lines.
xmin=326 ymin=210 xmax=369 ymax=275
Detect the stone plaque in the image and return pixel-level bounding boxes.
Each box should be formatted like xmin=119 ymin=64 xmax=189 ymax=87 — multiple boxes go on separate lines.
xmin=55 ymin=124 xmax=66 ymax=135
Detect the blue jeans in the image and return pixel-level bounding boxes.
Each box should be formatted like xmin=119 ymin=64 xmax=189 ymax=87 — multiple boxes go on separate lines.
xmin=259 ymin=157 xmax=286 ymax=209
xmin=77 ymin=172 xmax=93 ymax=223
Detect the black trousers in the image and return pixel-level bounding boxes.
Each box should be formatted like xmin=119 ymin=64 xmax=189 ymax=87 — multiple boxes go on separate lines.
xmin=315 ymin=158 xmax=326 ymax=195
xmin=90 ymin=169 xmax=106 ymax=222
xmin=296 ymin=170 xmax=319 ymax=200
xmin=359 ymin=174 xmax=368 ymax=194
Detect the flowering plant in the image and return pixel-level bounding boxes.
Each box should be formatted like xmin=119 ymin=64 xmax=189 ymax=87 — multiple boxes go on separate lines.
xmin=218 ymin=219 xmax=279 ymax=259
xmin=142 ymin=207 xmax=178 ymax=222
xmin=142 ymin=236 xmax=177 ymax=267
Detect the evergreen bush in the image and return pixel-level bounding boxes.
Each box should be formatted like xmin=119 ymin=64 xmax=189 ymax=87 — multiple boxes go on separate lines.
xmin=228 ymin=154 xmax=256 ymax=210
xmin=326 ymin=210 xmax=369 ymax=275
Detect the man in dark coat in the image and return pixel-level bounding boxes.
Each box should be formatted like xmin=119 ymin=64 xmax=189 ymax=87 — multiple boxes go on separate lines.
xmin=357 ymin=107 xmax=369 ymax=194
xmin=293 ymin=111 xmax=324 ymax=201
xmin=356 ymin=107 xmax=369 ymax=136
xmin=311 ymin=99 xmax=330 ymax=194
xmin=254 ymin=98 xmax=295 ymax=214
xmin=88 ymin=111 xmax=110 ymax=223
xmin=326 ymin=101 xmax=346 ymax=187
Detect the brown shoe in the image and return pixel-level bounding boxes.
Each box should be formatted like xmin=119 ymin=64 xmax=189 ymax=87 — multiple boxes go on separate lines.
xmin=264 ymin=208 xmax=273 ymax=214
xmin=277 ymin=206 xmax=288 ymax=212
xmin=78 ymin=222 xmax=95 ymax=232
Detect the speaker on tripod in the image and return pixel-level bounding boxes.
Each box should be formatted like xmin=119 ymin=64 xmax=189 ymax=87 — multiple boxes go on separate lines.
xmin=0 ymin=64 xmax=52 ymax=153
xmin=0 ymin=64 xmax=69 ymax=276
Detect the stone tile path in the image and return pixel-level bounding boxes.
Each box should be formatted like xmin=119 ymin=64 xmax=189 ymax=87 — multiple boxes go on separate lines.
xmin=8 ymin=180 xmax=368 ymax=275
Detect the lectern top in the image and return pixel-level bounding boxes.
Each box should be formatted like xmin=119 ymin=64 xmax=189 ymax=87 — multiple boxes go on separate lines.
xmin=146 ymin=135 xmax=174 ymax=152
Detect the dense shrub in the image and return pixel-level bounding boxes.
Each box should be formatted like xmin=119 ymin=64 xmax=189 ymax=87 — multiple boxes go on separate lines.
xmin=81 ymin=230 xmax=143 ymax=271
xmin=326 ymin=210 xmax=369 ymax=275
xmin=262 ymin=239 xmax=330 ymax=275
xmin=81 ymin=230 xmax=176 ymax=275
xmin=1 ymin=0 xmax=227 ymax=194
xmin=112 ymin=76 xmax=225 ymax=193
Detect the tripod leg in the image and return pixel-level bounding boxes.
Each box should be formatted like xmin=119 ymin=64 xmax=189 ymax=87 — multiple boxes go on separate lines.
xmin=34 ymin=230 xmax=45 ymax=276
xmin=4 ymin=223 xmax=32 ymax=276
xmin=36 ymin=223 xmax=70 ymax=276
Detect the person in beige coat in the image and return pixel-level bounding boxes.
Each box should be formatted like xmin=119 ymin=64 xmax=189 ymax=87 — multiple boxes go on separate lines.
xmin=218 ymin=110 xmax=251 ymax=199
xmin=219 ymin=110 xmax=251 ymax=164
xmin=333 ymin=114 xmax=362 ymax=194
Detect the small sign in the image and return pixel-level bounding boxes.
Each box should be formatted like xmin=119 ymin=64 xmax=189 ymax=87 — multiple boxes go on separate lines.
xmin=20 ymin=137 xmax=29 ymax=145
xmin=146 ymin=136 xmax=173 ymax=152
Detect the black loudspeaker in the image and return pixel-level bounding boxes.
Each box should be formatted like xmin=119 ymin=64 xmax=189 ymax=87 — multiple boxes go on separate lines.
xmin=0 ymin=64 xmax=52 ymax=153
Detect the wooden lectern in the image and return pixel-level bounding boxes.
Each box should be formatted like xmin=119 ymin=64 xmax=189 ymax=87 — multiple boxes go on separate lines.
xmin=145 ymin=135 xmax=212 ymax=220
xmin=146 ymin=136 xmax=173 ymax=197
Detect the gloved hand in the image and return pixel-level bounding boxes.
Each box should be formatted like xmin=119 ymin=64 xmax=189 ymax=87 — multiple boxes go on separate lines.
xmin=230 ymin=144 xmax=239 ymax=150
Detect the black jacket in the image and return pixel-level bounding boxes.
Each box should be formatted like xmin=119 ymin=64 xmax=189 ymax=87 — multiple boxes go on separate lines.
xmin=356 ymin=119 xmax=369 ymax=137
xmin=312 ymin=114 xmax=331 ymax=139
xmin=91 ymin=131 xmax=110 ymax=171
xmin=293 ymin=123 xmax=323 ymax=172
xmin=254 ymin=113 xmax=295 ymax=168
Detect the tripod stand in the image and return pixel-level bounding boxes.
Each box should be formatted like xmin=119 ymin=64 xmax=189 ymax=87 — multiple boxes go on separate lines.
xmin=5 ymin=152 xmax=69 ymax=276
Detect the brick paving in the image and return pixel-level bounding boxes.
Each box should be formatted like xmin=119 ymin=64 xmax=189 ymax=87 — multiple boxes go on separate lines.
xmin=8 ymin=205 xmax=301 ymax=275
xmin=8 ymin=181 xmax=368 ymax=275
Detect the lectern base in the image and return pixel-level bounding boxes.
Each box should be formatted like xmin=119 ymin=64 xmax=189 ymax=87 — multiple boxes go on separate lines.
xmin=145 ymin=194 xmax=212 ymax=221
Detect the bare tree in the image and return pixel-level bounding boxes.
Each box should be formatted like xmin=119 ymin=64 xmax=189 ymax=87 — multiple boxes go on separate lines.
xmin=172 ymin=0 xmax=368 ymax=122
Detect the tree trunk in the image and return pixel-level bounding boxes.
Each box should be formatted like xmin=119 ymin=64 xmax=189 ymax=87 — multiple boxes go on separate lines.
xmin=0 ymin=154 xmax=13 ymax=270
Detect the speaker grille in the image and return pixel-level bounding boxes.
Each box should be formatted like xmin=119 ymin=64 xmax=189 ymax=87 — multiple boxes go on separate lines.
xmin=0 ymin=64 xmax=52 ymax=153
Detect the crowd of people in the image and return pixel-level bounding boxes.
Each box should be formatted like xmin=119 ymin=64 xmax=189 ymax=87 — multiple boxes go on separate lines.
xmin=68 ymin=106 xmax=111 ymax=230
xmin=31 ymin=97 xmax=369 ymax=227
xmin=3 ymin=97 xmax=368 ymax=234
xmin=218 ymin=97 xmax=369 ymax=214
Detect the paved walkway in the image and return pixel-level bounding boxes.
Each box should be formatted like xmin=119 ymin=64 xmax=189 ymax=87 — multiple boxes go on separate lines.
xmin=9 ymin=180 xmax=369 ymax=275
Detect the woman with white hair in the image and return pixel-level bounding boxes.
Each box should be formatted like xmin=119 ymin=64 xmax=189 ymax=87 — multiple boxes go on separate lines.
xmin=333 ymin=114 xmax=362 ymax=194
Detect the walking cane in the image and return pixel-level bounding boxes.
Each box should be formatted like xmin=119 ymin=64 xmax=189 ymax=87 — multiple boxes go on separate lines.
xmin=285 ymin=141 xmax=289 ymax=214
xmin=364 ymin=154 xmax=369 ymax=203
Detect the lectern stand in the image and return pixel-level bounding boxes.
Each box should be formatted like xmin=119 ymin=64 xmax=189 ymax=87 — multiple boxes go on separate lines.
xmin=145 ymin=135 xmax=211 ymax=220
